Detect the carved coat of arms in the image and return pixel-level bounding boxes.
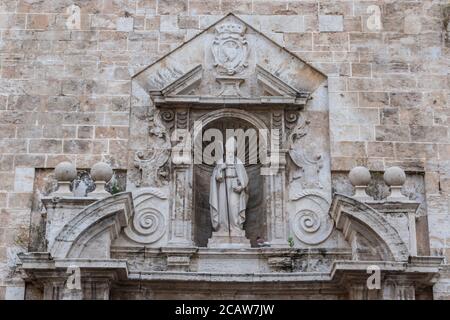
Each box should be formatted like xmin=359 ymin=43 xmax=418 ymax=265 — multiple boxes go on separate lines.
xmin=212 ymin=23 xmax=249 ymax=75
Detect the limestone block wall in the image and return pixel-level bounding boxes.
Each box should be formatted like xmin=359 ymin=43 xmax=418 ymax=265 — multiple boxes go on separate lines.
xmin=0 ymin=0 xmax=449 ymax=299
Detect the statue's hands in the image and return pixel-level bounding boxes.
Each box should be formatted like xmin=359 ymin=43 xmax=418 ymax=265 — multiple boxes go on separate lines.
xmin=233 ymin=185 xmax=243 ymax=193
xmin=216 ymin=165 xmax=225 ymax=182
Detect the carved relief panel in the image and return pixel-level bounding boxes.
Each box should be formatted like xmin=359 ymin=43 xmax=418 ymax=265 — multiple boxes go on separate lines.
xmin=127 ymin=14 xmax=330 ymax=249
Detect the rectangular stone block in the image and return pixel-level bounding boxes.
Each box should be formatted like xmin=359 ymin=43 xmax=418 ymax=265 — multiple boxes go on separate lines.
xmin=395 ymin=142 xmax=437 ymax=159
xmin=287 ymin=2 xmax=318 ymax=15
xmin=160 ymin=15 xmax=178 ymax=32
xmin=351 ymin=63 xmax=371 ymax=77
xmin=284 ymin=33 xmax=312 ymax=51
xmin=0 ymin=193 xmax=6 ymax=208
xmin=4 ymin=286 xmax=24 ymax=300
xmin=0 ymin=173 xmax=14 ymax=192
xmin=116 ymin=17 xmax=134 ymax=32
xmin=402 ymin=110 xmax=436 ymax=133
xmin=26 ymin=14 xmax=50 ymax=30
xmin=410 ymin=126 xmax=448 ymax=143
xmin=359 ymin=92 xmax=389 ymax=108
xmin=13 ymin=155 xmax=46 ymax=167
xmin=63 ymin=140 xmax=93 ymax=154
xmin=331 ymin=141 xmax=366 ymax=157
xmin=319 ymin=1 xmax=353 ymax=16
xmin=7 ymin=192 xmax=33 ymax=209
xmin=0 ymin=139 xmax=27 ymax=154
xmin=368 ymin=142 xmax=395 ymax=158
xmin=13 ymin=168 xmax=34 ymax=193
xmin=0 ymin=125 xmax=15 ymax=139
xmin=253 ymin=1 xmax=287 ymax=15
xmin=348 ymin=78 xmax=383 ymax=91
xmin=189 ymin=0 xmax=221 ymax=15
xmin=380 ymin=108 xmax=400 ymax=125
xmin=319 ymin=15 xmax=343 ymax=32
xmin=313 ymin=33 xmax=348 ymax=51
xmin=98 ymin=31 xmax=127 ymax=51
xmin=157 ymin=0 xmax=187 ymax=15
xmin=438 ymin=145 xmax=450 ymax=160
xmin=95 ymin=126 xmax=129 ymax=139
xmin=0 ymin=14 xmax=26 ymax=29
xmin=29 ymin=139 xmax=62 ymax=154
xmin=375 ymin=125 xmax=410 ymax=142
xmin=221 ymin=0 xmax=252 ymax=14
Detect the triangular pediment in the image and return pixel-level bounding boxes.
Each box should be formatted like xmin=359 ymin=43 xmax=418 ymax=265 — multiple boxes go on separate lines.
xmin=132 ymin=13 xmax=326 ymax=107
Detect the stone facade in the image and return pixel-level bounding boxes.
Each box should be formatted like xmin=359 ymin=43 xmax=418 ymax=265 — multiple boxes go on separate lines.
xmin=0 ymin=1 xmax=449 ymax=300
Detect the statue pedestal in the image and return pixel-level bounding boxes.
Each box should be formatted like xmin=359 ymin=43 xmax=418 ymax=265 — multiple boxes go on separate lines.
xmin=207 ymin=233 xmax=251 ymax=248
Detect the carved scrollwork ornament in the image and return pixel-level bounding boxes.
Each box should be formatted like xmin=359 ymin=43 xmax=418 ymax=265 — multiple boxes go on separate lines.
xmin=135 ymin=110 xmax=171 ymax=187
xmin=125 ymin=208 xmax=166 ymax=243
xmin=124 ymin=189 xmax=168 ymax=244
xmin=287 ymin=114 xmax=324 ymax=189
xmin=160 ymin=110 xmax=175 ymax=130
xmin=134 ymin=149 xmax=170 ymax=187
xmin=290 ymin=191 xmax=333 ymax=245
xmin=284 ymin=110 xmax=299 ymax=130
xmin=287 ymin=114 xmax=310 ymax=148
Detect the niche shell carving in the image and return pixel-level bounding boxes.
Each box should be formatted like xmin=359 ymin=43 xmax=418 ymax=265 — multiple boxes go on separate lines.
xmin=212 ymin=23 xmax=249 ymax=75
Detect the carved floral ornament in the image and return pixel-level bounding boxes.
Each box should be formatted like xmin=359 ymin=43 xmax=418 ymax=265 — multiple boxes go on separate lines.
xmin=212 ymin=22 xmax=249 ymax=75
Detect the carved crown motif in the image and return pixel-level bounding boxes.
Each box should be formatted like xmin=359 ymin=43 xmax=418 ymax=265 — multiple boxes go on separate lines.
xmin=215 ymin=23 xmax=246 ymax=35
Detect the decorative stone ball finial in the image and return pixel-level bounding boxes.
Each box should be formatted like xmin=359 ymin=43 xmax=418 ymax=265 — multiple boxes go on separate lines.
xmin=91 ymin=162 xmax=113 ymax=182
xmin=349 ymin=166 xmax=373 ymax=201
xmin=384 ymin=166 xmax=407 ymax=201
xmin=349 ymin=166 xmax=371 ymax=186
xmin=55 ymin=161 xmax=77 ymax=181
xmin=90 ymin=162 xmax=113 ymax=196
xmin=383 ymin=166 xmax=406 ymax=186
xmin=54 ymin=162 xmax=77 ymax=196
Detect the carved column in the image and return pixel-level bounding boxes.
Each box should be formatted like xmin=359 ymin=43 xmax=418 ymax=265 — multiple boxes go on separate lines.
xmin=348 ymin=284 xmax=380 ymax=300
xmin=43 ymin=281 xmax=65 ymax=300
xmin=382 ymin=279 xmax=415 ymax=300
xmin=265 ymin=110 xmax=288 ymax=246
xmin=81 ymin=280 xmax=112 ymax=300
xmin=266 ymin=163 xmax=287 ymax=247
xmin=168 ymin=109 xmax=194 ymax=246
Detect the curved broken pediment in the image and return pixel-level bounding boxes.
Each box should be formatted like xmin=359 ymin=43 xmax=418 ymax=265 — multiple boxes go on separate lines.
xmin=51 ymin=192 xmax=134 ymax=259
xmin=330 ymin=194 xmax=410 ymax=262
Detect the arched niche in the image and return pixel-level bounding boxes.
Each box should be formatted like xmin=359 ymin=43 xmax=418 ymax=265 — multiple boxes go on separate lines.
xmin=192 ymin=115 xmax=267 ymax=247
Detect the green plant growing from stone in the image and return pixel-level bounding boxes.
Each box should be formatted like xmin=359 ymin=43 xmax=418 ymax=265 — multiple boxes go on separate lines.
xmin=288 ymin=236 xmax=294 ymax=248
xmin=110 ymin=179 xmax=120 ymax=195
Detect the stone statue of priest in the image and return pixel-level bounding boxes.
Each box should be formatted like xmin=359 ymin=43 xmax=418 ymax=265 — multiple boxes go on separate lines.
xmin=209 ymin=137 xmax=249 ymax=237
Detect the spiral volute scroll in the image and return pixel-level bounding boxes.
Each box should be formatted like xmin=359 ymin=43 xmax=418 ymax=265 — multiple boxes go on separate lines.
xmin=125 ymin=208 xmax=165 ymax=244
xmin=124 ymin=188 xmax=167 ymax=244
xmin=290 ymin=191 xmax=333 ymax=245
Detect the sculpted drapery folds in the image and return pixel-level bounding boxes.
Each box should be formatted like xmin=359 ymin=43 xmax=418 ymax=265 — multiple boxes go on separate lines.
xmin=209 ymin=137 xmax=249 ymax=236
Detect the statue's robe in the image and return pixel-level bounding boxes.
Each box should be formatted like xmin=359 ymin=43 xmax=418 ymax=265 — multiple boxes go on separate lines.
xmin=209 ymin=158 xmax=248 ymax=236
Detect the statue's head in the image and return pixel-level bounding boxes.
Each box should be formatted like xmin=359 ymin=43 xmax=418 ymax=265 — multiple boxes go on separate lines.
xmin=225 ymin=136 xmax=237 ymax=163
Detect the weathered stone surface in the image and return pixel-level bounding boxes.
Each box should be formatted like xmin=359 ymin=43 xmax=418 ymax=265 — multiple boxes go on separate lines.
xmin=0 ymin=1 xmax=448 ymax=300
xmin=319 ymin=15 xmax=343 ymax=32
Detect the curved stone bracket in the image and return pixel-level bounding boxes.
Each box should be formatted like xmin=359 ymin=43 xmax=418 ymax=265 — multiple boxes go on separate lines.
xmin=330 ymin=194 xmax=409 ymax=262
xmin=51 ymin=192 xmax=134 ymax=259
